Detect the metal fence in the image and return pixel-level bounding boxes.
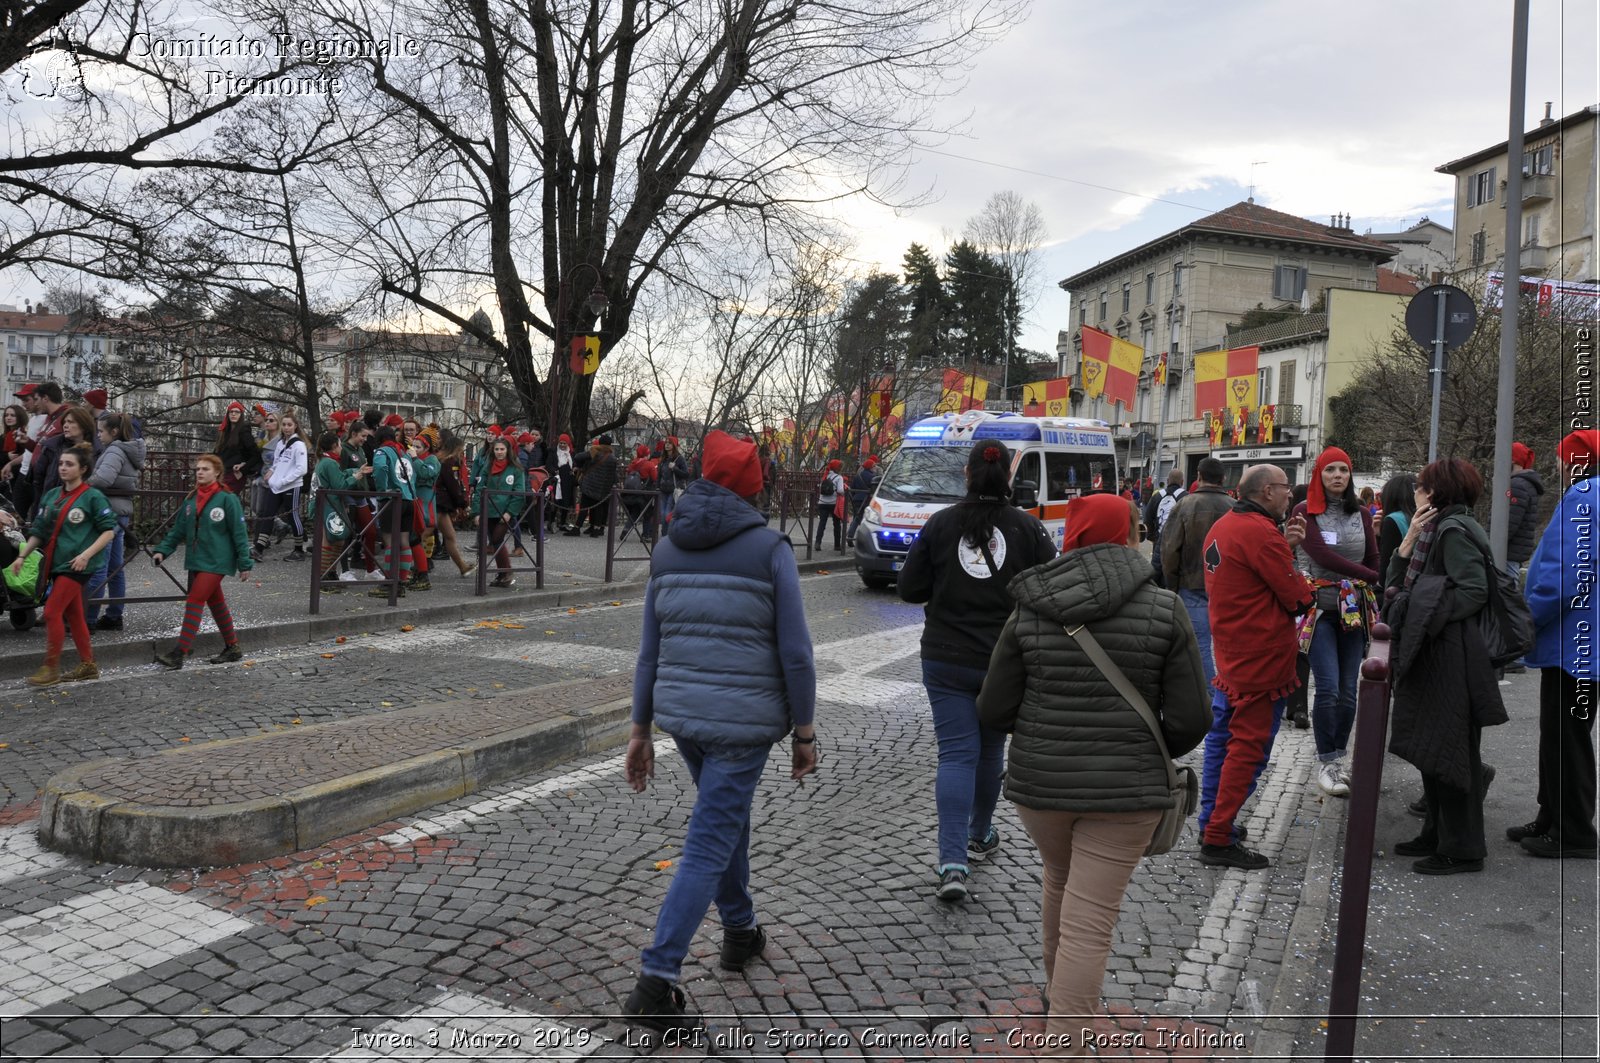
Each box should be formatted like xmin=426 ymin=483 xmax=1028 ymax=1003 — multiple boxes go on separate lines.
xmin=308 ymin=488 xmax=407 ymax=613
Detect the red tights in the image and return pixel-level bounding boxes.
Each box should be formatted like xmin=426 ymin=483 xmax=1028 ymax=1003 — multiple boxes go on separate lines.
xmin=44 ymin=577 xmax=93 ymax=666
xmin=178 ymin=572 xmax=237 ymax=653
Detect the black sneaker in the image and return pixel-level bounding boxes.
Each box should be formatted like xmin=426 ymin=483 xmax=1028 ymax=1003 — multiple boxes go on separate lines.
xmin=408 ymin=576 xmax=432 ymax=591
xmin=250 ymin=546 xmax=266 ymax=562
xmin=1291 ymin=709 xmax=1310 ymax=730
xmin=153 ymin=646 xmax=189 ymax=670
xmin=282 ymin=548 xmax=307 ymax=562
xmin=967 ymin=828 xmax=1001 ymax=863
xmin=935 ymin=867 xmax=969 ymax=902
xmin=1506 ymin=820 xmax=1546 ymax=843
xmin=1198 ymin=842 xmax=1270 ymax=870
xmin=1407 ymin=797 xmax=1428 ymax=817
xmin=1412 ymin=854 xmax=1484 ymax=875
xmin=720 ymin=925 xmax=766 ymax=972
xmin=207 ymin=643 xmax=243 ymax=665
xmin=93 ymin=616 xmax=123 ymax=631
xmin=1520 ymin=834 xmax=1598 ymax=860
xmin=622 ymin=975 xmax=696 ymax=1036
xmin=1393 ymin=836 xmax=1436 ymax=857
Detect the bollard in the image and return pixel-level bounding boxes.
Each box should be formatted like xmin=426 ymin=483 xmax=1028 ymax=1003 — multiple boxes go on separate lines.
xmin=604 ymin=485 xmax=620 ymax=583
xmin=309 ymin=491 xmax=326 ymax=615
xmin=1325 ymin=621 xmax=1393 ymax=1062
xmin=475 ymin=500 xmax=489 ymax=597
xmin=534 ymin=492 xmax=547 ymax=590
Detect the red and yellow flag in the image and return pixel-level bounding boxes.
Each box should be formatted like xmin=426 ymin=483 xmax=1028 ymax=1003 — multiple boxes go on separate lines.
xmin=1206 ymin=410 xmax=1224 ymax=447
xmin=1258 ymin=404 xmax=1275 ymax=444
xmin=1153 ymin=352 xmax=1168 ymax=386
xmin=936 ymin=369 xmax=988 ymax=412
xmin=1193 ymin=345 xmax=1258 ymax=415
xmin=1021 ymin=376 xmax=1073 ymax=417
xmin=1080 ymin=326 xmax=1141 ymax=408
xmin=568 ymin=334 xmax=601 ymax=375
xmin=1232 ymin=406 xmax=1248 ymax=446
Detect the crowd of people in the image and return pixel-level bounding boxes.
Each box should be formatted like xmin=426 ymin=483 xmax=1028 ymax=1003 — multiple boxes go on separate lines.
xmin=619 ymin=429 xmax=1594 ymax=1059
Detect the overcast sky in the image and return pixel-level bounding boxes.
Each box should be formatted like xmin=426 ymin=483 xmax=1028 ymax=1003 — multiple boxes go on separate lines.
xmin=838 ymin=0 xmax=1599 ymax=358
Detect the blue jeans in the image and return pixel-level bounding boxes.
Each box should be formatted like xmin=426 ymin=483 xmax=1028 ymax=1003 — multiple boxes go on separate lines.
xmin=85 ymin=520 xmax=127 ymax=623
xmin=640 ymin=738 xmax=769 ymax=983
xmin=1308 ymin=613 xmax=1365 ymax=761
xmin=922 ymin=658 xmax=1007 ymax=870
xmin=1178 ymin=589 xmax=1215 ymax=690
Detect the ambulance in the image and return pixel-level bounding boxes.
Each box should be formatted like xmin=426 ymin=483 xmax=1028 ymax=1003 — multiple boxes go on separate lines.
xmin=853 ymin=410 xmax=1121 ymax=588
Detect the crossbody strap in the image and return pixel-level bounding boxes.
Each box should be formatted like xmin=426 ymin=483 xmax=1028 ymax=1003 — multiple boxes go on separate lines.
xmin=1063 ymin=623 xmax=1180 ymax=790
xmin=977 ymin=537 xmax=1000 ymax=578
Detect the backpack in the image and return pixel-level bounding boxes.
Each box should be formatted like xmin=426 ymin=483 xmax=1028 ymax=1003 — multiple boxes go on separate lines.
xmin=818 ymin=472 xmax=837 ymax=500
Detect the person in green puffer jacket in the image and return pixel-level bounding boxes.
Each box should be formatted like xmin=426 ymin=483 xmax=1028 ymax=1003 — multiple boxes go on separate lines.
xmin=150 ymin=453 xmax=254 ymax=670
xmin=978 ymin=492 xmax=1208 ymax=1059
xmin=12 ymin=443 xmax=118 ymax=686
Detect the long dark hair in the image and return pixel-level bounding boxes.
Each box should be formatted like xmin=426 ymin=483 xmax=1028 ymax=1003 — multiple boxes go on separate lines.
xmin=1379 ymin=473 xmax=1415 ymax=521
xmin=954 ymin=438 xmax=1011 ymax=549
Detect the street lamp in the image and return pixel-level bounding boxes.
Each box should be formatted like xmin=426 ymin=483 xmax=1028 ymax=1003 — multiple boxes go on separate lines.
xmin=545 ymin=263 xmax=609 ymax=460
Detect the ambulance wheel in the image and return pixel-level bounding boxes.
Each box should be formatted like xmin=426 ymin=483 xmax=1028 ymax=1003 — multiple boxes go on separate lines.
xmin=859 ymin=572 xmax=894 ymax=591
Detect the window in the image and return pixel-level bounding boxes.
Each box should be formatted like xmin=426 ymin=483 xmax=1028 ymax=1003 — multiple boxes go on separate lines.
xmin=90 ymin=339 xmax=101 ymax=353
xmin=1173 ymin=262 xmax=1184 ymax=296
xmin=1258 ymin=366 xmax=1273 ymax=405
xmin=1014 ymin=452 xmax=1042 ymax=498
xmin=1098 ymin=290 xmax=1107 ymax=321
xmin=443 ymin=382 xmax=456 ymax=399
xmin=1145 ymin=272 xmax=1156 ymax=305
xmin=1523 ymin=144 xmax=1554 ymax=176
xmin=1141 ymin=326 xmax=1154 ymax=359
xmin=1466 ymin=167 xmax=1496 ymax=207
xmin=1524 ymin=213 xmax=1541 ymax=247
xmin=1471 ymin=230 xmax=1487 ymax=266
xmin=1078 ymin=304 xmax=1087 ymax=327
xmin=1121 ymin=283 xmax=1131 ymax=313
xmin=5 ymin=336 xmax=14 ymax=352
xmin=1272 ymin=265 xmax=1307 ymax=301
xmin=1044 ymin=452 xmax=1097 ymax=502
xmin=24 ymin=336 xmax=33 ymax=354
xmin=1278 ymin=362 xmax=1296 ymax=406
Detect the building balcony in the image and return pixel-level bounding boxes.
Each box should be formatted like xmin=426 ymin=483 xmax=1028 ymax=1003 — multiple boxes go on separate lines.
xmin=1519 ymin=242 xmax=1550 ymax=272
xmin=1519 ymin=174 xmax=1556 ymax=205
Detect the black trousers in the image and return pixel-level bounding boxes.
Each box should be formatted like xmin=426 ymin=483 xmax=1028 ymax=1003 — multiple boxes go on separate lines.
xmin=1419 ymin=723 xmax=1487 ymax=860
xmin=1535 ymin=668 xmax=1599 ymax=847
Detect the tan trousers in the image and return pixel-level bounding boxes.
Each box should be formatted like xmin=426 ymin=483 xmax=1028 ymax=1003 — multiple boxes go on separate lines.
xmin=1015 ymin=805 xmax=1161 ymax=1059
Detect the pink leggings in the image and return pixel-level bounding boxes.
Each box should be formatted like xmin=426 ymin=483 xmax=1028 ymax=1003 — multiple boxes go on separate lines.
xmin=1015 ymin=805 xmax=1161 ymax=1058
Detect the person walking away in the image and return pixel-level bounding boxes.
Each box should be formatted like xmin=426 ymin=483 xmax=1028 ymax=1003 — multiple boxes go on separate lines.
xmin=1197 ymin=465 xmax=1312 ymax=869
xmin=151 ymin=454 xmax=253 ymax=668
xmin=367 ymin=425 xmax=417 ymax=596
xmin=576 ymin=435 xmax=618 ymax=537
xmin=1503 ymin=441 xmax=1545 ymax=674
xmin=620 ymin=430 xmax=817 ymax=1037
xmin=311 ymin=431 xmax=368 ymax=592
xmin=252 ymin=412 xmax=309 ymax=562
xmin=1384 ymin=458 xmax=1508 ymax=874
xmin=846 ymin=455 xmax=879 ymax=541
xmin=433 ymin=433 xmax=476 ymax=577
xmin=814 ymin=459 xmax=846 ymax=552
xmin=1290 ymin=447 xmax=1379 ymax=798
xmin=12 ymin=444 xmax=118 ymax=685
xmin=1510 ymin=430 xmax=1599 ymax=860
xmin=1160 ymin=457 xmax=1232 ymax=689
xmin=1146 ymin=470 xmax=1187 ymax=588
xmin=213 ymin=401 xmax=261 ymax=495
xmin=978 ymin=493 xmax=1209 ymax=1057
xmin=84 ymin=413 xmax=145 ymax=631
xmin=475 ymin=435 xmax=525 ymax=588
xmin=897 ymin=439 xmax=1058 ymax=901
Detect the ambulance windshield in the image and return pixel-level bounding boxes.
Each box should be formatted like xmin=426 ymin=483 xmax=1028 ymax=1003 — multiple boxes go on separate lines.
xmin=876 ymin=447 xmax=968 ymax=503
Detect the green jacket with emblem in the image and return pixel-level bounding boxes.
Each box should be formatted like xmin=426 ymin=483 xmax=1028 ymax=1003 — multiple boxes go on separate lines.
xmin=30 ymin=485 xmax=119 ymax=576
xmin=154 ymin=490 xmax=254 ymax=576
xmin=413 ymin=454 xmax=440 ymax=505
xmin=475 ymin=462 xmax=527 ymax=519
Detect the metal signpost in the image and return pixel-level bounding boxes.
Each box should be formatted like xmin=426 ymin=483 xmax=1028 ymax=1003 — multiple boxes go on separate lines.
xmin=1403 ymin=284 xmax=1478 ymax=463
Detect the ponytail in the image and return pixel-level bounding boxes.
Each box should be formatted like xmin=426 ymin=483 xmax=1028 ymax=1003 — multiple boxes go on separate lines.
xmin=954 ymin=438 xmax=1012 ymax=549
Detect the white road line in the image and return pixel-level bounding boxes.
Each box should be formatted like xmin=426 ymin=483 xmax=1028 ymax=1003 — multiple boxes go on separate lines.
xmin=0 ymin=824 xmax=73 ymax=886
xmin=0 ymin=881 xmax=253 ymax=1016
xmin=318 ymin=989 xmax=608 ymax=1060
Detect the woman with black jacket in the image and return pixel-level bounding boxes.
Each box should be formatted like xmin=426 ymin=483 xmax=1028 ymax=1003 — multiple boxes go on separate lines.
xmin=897 ymin=439 xmax=1057 ymax=903
xmin=213 ymin=401 xmax=262 ymax=495
xmin=433 ymin=433 xmax=475 ymax=577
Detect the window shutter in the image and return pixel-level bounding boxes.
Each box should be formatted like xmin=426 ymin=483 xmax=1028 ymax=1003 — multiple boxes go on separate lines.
xmin=1297 ymin=268 xmax=1308 ymax=298
xmin=1487 ymin=166 xmax=1496 ymax=202
xmin=1466 ymin=179 xmax=1476 ymax=208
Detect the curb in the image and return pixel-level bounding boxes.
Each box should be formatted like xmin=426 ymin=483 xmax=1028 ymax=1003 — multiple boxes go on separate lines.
xmin=1 ymin=556 xmax=845 ymax=682
xmin=38 ymin=694 xmax=634 ymax=869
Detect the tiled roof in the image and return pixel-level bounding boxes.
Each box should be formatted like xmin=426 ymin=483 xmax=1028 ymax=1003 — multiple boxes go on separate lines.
xmin=1376 ymin=268 xmax=1423 ymax=295
xmin=1060 ymin=200 xmax=1396 ymax=290
xmin=0 ymin=312 xmax=68 ymax=331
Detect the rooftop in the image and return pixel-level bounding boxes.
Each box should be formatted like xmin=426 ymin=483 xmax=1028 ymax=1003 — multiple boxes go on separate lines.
xmin=1435 ymin=103 xmax=1599 ymax=174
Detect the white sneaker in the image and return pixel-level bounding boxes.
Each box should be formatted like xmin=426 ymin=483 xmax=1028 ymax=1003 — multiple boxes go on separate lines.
xmin=1317 ymin=762 xmax=1350 ymax=797
xmin=362 ymin=570 xmax=386 ymax=581
xmin=338 ymin=571 xmax=359 ymax=583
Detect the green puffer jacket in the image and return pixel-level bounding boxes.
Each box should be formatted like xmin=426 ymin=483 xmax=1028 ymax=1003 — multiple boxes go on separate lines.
xmin=977 ymin=542 xmax=1210 ymax=813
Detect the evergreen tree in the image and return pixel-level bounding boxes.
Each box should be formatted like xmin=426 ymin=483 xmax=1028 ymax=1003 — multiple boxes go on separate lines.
xmin=942 ymin=241 xmax=1017 ymax=368
xmin=902 ymin=243 xmax=944 ymax=365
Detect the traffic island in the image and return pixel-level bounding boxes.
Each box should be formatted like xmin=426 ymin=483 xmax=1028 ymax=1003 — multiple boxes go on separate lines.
xmin=36 ymin=673 xmax=634 ymax=868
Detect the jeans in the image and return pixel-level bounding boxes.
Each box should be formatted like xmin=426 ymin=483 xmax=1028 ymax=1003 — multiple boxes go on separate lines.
xmin=1178 ymin=589 xmax=1214 ymax=689
xmin=922 ymin=658 xmax=1007 ymax=870
xmin=640 ymin=739 xmax=769 ymax=983
xmin=1197 ymin=690 xmax=1285 ymax=845
xmin=85 ymin=519 xmax=127 ymax=622
xmin=1308 ymin=614 xmax=1365 ymax=761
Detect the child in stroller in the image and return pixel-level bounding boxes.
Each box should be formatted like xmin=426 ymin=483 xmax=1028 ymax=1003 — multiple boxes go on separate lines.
xmin=0 ymin=501 xmax=40 ymax=630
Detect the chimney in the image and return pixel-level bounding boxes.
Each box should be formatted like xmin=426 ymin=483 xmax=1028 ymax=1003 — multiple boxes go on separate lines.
xmin=1540 ymin=101 xmax=1554 ymax=127
xmin=35 ymin=303 xmax=47 ymax=315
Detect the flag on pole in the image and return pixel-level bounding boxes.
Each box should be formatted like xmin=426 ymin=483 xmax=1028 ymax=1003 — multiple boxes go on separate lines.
xmin=1206 ymin=410 xmax=1223 ymax=447
xmin=568 ymin=334 xmax=601 ymax=375
xmin=1021 ymin=376 xmax=1073 ymax=417
xmin=1193 ymin=345 xmax=1258 ymax=415
xmin=1154 ymin=352 xmax=1168 ymax=386
xmin=936 ymin=369 xmax=988 ymax=412
xmin=868 ymin=390 xmax=895 ymax=421
xmin=1080 ymin=326 xmax=1141 ymax=408
xmin=1258 ymin=404 xmax=1275 ymax=444
xmin=1232 ymin=406 xmax=1248 ymax=446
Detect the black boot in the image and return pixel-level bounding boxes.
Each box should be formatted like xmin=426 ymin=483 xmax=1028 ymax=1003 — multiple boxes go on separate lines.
xmin=622 ymin=974 xmax=696 ymax=1036
xmin=720 ymin=925 xmax=766 ymax=972
xmin=154 ymin=645 xmax=189 ymax=670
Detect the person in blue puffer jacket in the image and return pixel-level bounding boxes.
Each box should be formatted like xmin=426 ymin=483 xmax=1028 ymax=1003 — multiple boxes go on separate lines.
xmin=1511 ymin=429 xmax=1600 ymax=860
xmin=621 ymin=429 xmax=817 ymax=1040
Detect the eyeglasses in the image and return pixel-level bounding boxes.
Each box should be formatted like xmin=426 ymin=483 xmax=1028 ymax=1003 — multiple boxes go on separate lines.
xmin=1262 ymin=482 xmax=1292 ymax=494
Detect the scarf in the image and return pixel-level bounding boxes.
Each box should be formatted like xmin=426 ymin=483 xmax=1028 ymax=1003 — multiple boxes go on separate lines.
xmin=489 ymin=456 xmax=510 ymax=476
xmin=194 ymin=481 xmax=222 ymax=514
xmin=557 ymin=447 xmax=572 ymax=468
xmin=1404 ymin=504 xmax=1460 ymax=588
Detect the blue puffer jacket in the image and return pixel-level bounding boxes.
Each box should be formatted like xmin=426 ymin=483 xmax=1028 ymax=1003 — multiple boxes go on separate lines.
xmin=1524 ymin=476 xmax=1600 ymax=678
xmin=633 ymin=478 xmax=816 ymax=747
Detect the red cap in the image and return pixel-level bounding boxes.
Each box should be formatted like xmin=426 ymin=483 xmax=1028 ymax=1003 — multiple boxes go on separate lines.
xmin=636 ymin=444 xmax=649 ymax=458
xmin=666 ymin=435 xmax=679 ymax=447
xmin=382 ymin=413 xmax=405 ymax=429
xmin=254 ymin=404 xmax=269 ymax=418
xmin=83 ymin=388 xmax=108 ymax=411
xmin=13 ymin=383 xmax=38 ymax=398
xmin=1512 ymin=442 xmax=1535 ymax=468
xmin=1557 ymin=430 xmax=1600 ymax=470
xmin=827 ymin=459 xmax=842 ymax=472
xmin=863 ymin=455 xmax=878 ymax=469
xmin=1062 ymin=494 xmax=1134 ymax=551
xmin=702 ymin=429 xmax=763 ymax=498
xmin=517 ymin=432 xmax=535 ymax=446
xmin=1305 ymin=446 xmax=1352 ymax=515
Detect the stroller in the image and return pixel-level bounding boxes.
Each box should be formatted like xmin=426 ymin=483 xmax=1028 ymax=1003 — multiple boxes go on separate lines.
xmin=0 ymin=502 xmax=41 ymax=631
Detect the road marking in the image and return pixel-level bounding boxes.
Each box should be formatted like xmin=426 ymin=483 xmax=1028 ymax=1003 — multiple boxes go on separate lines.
xmin=317 ymin=989 xmax=607 ymax=1059
xmin=0 ymin=881 xmax=253 ymax=1016
xmin=0 ymin=824 xmax=72 ymax=886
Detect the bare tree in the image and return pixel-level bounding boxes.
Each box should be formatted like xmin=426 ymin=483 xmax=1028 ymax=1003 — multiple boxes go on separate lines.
xmin=963 ymin=189 xmax=1048 ymax=318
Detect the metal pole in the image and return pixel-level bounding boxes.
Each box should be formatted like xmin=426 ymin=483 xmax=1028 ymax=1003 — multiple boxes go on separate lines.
xmin=604 ymin=484 xmax=619 ymax=583
xmin=1427 ymin=289 xmax=1447 ymax=463
xmin=534 ymin=485 xmax=546 ymax=590
xmin=388 ymin=491 xmax=403 ymax=606
xmin=1488 ymin=0 xmax=1529 ymax=570
xmin=310 ymin=490 xmax=325 ymax=615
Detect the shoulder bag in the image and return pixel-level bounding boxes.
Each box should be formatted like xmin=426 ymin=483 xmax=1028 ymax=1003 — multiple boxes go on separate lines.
xmin=1439 ymin=527 xmax=1534 ymax=668
xmin=1062 ymin=622 xmax=1199 ymax=856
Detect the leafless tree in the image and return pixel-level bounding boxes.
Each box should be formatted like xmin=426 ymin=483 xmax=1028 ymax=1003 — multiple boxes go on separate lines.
xmin=963 ymin=189 xmax=1048 ymax=319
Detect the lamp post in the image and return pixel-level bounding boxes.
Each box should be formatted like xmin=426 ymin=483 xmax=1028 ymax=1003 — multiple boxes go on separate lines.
xmin=545 ymin=263 xmax=609 ymax=461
